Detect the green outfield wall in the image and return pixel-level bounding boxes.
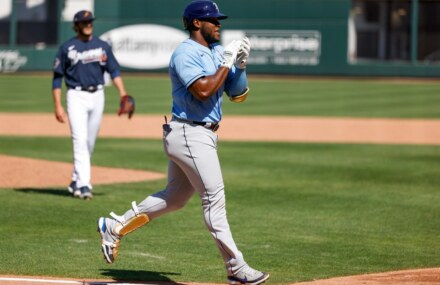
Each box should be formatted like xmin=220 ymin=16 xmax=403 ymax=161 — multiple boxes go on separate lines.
xmin=1 ymin=0 xmax=439 ymax=77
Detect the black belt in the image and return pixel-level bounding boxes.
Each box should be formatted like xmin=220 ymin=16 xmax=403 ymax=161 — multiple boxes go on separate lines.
xmin=172 ymin=116 xmax=220 ymax=132
xmin=82 ymin=86 xmax=98 ymax=92
xmin=73 ymin=85 xmax=103 ymax=92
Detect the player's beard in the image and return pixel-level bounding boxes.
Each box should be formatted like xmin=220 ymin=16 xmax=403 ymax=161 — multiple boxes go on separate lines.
xmin=201 ymin=26 xmax=219 ymax=44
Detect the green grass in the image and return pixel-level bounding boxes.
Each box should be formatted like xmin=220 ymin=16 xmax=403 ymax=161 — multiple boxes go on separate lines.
xmin=1 ymin=74 xmax=440 ymax=118
xmin=0 ymin=74 xmax=439 ymax=283
xmin=0 ymin=137 xmax=439 ymax=283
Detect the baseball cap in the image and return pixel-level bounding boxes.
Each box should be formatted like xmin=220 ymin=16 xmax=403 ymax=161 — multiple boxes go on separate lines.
xmin=73 ymin=10 xmax=95 ymax=23
xmin=183 ymin=0 xmax=227 ymax=23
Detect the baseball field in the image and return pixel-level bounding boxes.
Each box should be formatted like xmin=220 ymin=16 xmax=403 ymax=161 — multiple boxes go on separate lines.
xmin=0 ymin=74 xmax=439 ymax=285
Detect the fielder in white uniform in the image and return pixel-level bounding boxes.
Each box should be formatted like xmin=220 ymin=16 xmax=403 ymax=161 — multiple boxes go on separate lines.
xmin=97 ymin=1 xmax=269 ymax=284
xmin=52 ymin=10 xmax=129 ymax=200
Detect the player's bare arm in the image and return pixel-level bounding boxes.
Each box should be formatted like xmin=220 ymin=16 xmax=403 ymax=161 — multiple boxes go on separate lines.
xmin=188 ymin=39 xmax=241 ymax=101
xmin=52 ymin=88 xmax=66 ymax=123
xmin=188 ymin=67 xmax=229 ymax=101
xmin=112 ymin=76 xmax=128 ymax=98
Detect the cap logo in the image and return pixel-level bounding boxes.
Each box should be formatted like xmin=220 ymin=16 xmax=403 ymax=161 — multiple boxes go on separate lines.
xmin=212 ymin=2 xmax=219 ymax=12
xmin=84 ymin=11 xmax=89 ymax=17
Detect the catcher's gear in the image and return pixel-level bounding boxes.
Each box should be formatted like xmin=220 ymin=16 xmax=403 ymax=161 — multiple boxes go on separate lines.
xmin=229 ymin=87 xmax=249 ymax=103
xmin=221 ymin=40 xmax=241 ymax=69
xmin=235 ymin=37 xmax=251 ymax=70
xmin=110 ymin=201 xmax=150 ymax=237
xmin=118 ymin=95 xmax=135 ymax=119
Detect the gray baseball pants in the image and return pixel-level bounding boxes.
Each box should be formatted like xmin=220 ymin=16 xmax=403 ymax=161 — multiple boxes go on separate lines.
xmin=121 ymin=120 xmax=246 ymax=275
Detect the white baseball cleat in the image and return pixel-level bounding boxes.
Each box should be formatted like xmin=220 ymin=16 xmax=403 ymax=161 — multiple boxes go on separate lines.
xmin=228 ymin=265 xmax=270 ymax=285
xmin=97 ymin=217 xmax=121 ymax=264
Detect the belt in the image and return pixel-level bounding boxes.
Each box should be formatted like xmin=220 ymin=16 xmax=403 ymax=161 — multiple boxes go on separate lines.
xmin=74 ymin=85 xmax=103 ymax=92
xmin=172 ymin=116 xmax=220 ymax=132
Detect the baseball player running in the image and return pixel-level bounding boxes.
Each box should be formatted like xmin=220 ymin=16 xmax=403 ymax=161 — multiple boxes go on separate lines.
xmin=52 ymin=10 xmax=131 ymax=200
xmin=97 ymin=1 xmax=269 ymax=284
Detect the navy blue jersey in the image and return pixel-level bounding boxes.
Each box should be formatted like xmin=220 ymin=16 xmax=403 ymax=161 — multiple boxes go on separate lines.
xmin=52 ymin=36 xmax=120 ymax=89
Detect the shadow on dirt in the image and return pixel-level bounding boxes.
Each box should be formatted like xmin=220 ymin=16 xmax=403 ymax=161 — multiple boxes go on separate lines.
xmin=99 ymin=268 xmax=183 ymax=284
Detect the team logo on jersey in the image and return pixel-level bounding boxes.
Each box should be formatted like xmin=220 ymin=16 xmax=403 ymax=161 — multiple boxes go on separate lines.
xmin=67 ymin=45 xmax=107 ymax=66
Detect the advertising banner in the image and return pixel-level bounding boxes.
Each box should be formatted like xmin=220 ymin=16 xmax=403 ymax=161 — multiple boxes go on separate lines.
xmin=100 ymin=24 xmax=187 ymax=69
xmin=223 ymin=30 xmax=321 ymax=66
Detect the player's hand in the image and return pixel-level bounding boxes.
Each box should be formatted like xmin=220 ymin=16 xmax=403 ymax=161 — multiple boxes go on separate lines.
xmin=235 ymin=37 xmax=251 ymax=70
xmin=221 ymin=40 xmax=241 ymax=69
xmin=54 ymin=105 xmax=67 ymax=123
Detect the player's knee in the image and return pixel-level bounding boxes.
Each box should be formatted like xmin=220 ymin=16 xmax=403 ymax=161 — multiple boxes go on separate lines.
xmin=164 ymin=198 xmax=187 ymax=212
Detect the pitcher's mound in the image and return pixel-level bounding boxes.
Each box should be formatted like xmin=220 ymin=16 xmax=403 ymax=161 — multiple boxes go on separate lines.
xmin=0 ymin=154 xmax=165 ymax=189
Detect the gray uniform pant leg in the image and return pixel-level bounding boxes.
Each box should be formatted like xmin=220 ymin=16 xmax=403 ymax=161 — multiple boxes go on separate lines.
xmin=122 ymin=121 xmax=246 ymax=275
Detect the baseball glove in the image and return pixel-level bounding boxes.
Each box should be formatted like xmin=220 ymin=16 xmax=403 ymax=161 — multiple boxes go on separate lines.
xmin=118 ymin=95 xmax=135 ymax=119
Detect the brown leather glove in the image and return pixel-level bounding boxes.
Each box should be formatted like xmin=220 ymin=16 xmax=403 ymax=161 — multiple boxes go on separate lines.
xmin=117 ymin=95 xmax=135 ymax=119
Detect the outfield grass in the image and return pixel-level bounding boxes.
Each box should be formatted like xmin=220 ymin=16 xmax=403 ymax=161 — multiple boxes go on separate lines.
xmin=1 ymin=74 xmax=440 ymax=118
xmin=0 ymin=74 xmax=439 ymax=283
xmin=0 ymin=137 xmax=439 ymax=283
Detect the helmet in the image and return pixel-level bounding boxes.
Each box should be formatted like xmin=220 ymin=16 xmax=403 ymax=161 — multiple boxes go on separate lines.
xmin=183 ymin=0 xmax=227 ymax=23
xmin=73 ymin=10 xmax=95 ymax=23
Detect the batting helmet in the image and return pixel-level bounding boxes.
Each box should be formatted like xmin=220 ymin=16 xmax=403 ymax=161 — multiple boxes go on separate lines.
xmin=183 ymin=0 xmax=228 ymax=24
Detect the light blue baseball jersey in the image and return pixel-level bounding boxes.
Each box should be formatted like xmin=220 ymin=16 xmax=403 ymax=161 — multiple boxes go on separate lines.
xmin=169 ymin=39 xmax=248 ymax=123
